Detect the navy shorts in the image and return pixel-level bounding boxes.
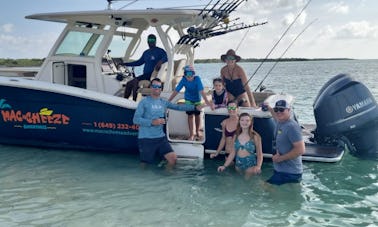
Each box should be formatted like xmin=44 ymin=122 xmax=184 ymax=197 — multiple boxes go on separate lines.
xmin=138 ymin=137 xmax=173 ymax=164
xmin=186 ymin=110 xmax=201 ymax=116
xmin=266 ymin=170 xmax=302 ymax=185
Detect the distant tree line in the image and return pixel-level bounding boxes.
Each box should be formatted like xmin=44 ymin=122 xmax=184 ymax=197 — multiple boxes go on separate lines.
xmin=0 ymin=58 xmax=353 ymax=67
xmin=0 ymin=58 xmax=44 ymax=67
xmin=194 ymin=58 xmax=353 ymax=63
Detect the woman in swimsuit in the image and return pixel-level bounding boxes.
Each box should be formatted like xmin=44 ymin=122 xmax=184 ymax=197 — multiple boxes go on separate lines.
xmin=220 ymin=49 xmax=256 ymax=107
xmin=210 ymin=100 xmax=238 ymax=159
xmin=218 ymin=112 xmax=263 ymax=180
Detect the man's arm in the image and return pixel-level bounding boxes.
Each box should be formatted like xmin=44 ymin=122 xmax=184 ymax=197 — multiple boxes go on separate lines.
xmin=124 ymin=51 xmax=146 ymax=67
xmin=133 ymin=100 xmax=152 ymax=126
xmin=272 ymin=140 xmax=305 ymax=163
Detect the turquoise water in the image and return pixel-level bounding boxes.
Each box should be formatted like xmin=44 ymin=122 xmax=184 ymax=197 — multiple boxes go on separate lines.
xmin=1 ymin=60 xmax=378 ymax=226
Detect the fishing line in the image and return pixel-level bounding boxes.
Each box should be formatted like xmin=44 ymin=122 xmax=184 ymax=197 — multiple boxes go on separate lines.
xmin=254 ymin=18 xmax=318 ymax=92
xmin=235 ymin=26 xmax=250 ymax=52
xmin=244 ymin=0 xmax=312 ymax=87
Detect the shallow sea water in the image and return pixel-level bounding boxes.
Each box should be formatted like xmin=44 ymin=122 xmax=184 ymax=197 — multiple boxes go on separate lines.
xmin=0 ymin=146 xmax=377 ymax=226
xmin=1 ymin=60 xmax=378 ymax=226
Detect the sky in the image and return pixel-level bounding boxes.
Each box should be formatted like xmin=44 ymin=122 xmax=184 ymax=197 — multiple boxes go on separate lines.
xmin=0 ymin=0 xmax=377 ymax=59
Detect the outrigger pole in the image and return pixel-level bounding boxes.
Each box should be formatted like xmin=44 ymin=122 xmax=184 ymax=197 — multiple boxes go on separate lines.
xmin=254 ymin=18 xmax=318 ymax=92
xmin=244 ymin=0 xmax=313 ymax=88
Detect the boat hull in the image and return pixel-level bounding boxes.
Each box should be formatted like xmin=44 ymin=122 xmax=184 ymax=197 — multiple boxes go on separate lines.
xmin=0 ymin=82 xmax=139 ymax=153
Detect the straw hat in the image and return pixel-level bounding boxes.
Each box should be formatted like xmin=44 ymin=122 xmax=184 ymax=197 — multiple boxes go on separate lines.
xmin=220 ymin=49 xmax=241 ymax=62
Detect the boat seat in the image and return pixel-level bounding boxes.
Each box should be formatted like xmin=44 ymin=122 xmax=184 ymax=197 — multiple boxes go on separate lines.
xmin=253 ymin=91 xmax=276 ymax=105
xmin=137 ymin=62 xmax=168 ymax=96
xmin=171 ymin=59 xmax=186 ymax=91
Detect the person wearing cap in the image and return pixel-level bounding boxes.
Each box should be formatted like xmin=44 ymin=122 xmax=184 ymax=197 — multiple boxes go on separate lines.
xmin=123 ymin=34 xmax=168 ymax=101
xmin=265 ymin=99 xmax=305 ymax=185
xmin=168 ymin=65 xmax=215 ymax=141
xmin=220 ymin=49 xmax=256 ymax=107
xmin=133 ymin=78 xmax=202 ymax=170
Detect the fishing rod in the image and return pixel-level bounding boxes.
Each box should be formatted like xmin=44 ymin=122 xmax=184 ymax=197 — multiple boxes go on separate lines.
xmin=254 ymin=18 xmax=318 ymax=92
xmin=177 ymin=18 xmax=243 ymax=45
xmin=207 ymin=0 xmax=243 ymax=29
xmin=244 ymin=0 xmax=312 ymax=86
xmin=235 ymin=26 xmax=251 ymax=52
xmin=180 ymin=21 xmax=267 ymax=47
xmin=199 ymin=0 xmax=214 ymax=16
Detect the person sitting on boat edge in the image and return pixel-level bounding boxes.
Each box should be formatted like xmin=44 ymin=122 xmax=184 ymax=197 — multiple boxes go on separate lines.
xmin=168 ymin=65 xmax=215 ymax=141
xmin=211 ymin=77 xmax=228 ymax=109
xmin=217 ymin=112 xmax=263 ymax=180
xmin=210 ymin=100 xmax=238 ymax=160
xmin=133 ymin=78 xmax=203 ymax=170
xmin=265 ymin=99 xmax=305 ymax=185
xmin=122 ymin=34 xmax=168 ymax=101
xmin=220 ymin=49 xmax=256 ymax=107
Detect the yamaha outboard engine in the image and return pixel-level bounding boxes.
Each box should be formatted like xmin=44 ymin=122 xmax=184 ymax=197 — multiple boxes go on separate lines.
xmin=313 ymin=74 xmax=378 ymax=158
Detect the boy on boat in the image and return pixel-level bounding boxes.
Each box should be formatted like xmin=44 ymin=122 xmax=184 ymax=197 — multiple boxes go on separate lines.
xmin=168 ymin=65 xmax=214 ymax=140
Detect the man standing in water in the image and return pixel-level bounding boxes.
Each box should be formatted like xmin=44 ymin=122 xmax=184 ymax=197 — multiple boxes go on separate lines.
xmin=133 ymin=78 xmax=201 ymax=170
xmin=266 ymin=100 xmax=305 ymax=185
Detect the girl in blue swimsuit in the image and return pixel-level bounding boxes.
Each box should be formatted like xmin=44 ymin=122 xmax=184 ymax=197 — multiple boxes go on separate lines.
xmin=217 ymin=112 xmax=263 ymax=180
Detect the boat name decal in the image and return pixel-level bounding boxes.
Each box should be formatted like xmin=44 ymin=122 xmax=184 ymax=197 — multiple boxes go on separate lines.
xmin=1 ymin=109 xmax=70 ymax=125
xmin=346 ymin=97 xmax=373 ymax=114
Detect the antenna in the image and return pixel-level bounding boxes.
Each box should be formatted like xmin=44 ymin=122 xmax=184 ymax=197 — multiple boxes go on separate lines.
xmin=107 ymin=0 xmax=113 ymax=10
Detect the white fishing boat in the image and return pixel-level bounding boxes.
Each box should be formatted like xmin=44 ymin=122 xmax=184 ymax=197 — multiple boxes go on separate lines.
xmin=0 ymin=0 xmax=377 ymax=162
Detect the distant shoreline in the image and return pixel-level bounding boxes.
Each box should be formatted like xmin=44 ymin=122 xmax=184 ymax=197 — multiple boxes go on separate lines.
xmin=0 ymin=57 xmax=360 ymax=67
xmin=194 ymin=57 xmax=355 ymax=63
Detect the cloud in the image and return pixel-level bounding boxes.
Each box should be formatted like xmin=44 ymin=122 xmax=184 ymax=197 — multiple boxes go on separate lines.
xmin=0 ymin=32 xmax=57 ymax=58
xmin=326 ymin=1 xmax=349 ymax=14
xmin=282 ymin=11 xmax=307 ymax=26
xmin=1 ymin=23 xmax=14 ymax=33
xmin=336 ymin=21 xmax=378 ymax=39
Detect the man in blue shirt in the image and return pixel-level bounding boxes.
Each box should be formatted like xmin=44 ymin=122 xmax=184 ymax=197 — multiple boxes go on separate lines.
xmin=133 ymin=78 xmax=201 ymax=170
xmin=123 ymin=34 xmax=168 ymax=101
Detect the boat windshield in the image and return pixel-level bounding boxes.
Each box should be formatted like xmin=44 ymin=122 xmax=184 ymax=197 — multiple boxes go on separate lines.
xmin=107 ymin=35 xmax=131 ymax=58
xmin=55 ymin=30 xmax=104 ymax=57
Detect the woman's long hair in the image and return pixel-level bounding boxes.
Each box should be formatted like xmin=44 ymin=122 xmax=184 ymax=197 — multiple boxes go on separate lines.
xmin=235 ymin=112 xmax=260 ymax=141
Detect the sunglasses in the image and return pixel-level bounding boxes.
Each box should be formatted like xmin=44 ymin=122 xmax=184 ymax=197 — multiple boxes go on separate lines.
xmin=184 ymin=71 xmax=194 ymax=77
xmin=227 ymin=106 xmax=237 ymax=110
xmin=273 ymin=107 xmax=286 ymax=113
xmin=147 ymin=38 xmax=156 ymax=43
xmin=151 ymin=84 xmax=162 ymax=89
xmin=226 ymin=56 xmax=236 ymax=61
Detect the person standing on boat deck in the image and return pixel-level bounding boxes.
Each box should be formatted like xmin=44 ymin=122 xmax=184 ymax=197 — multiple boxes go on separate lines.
xmin=212 ymin=77 xmax=228 ymax=109
xmin=123 ymin=34 xmax=167 ymax=101
xmin=265 ymin=100 xmax=305 ymax=185
xmin=217 ymin=112 xmax=263 ymax=180
xmin=220 ymin=49 xmax=256 ymax=107
xmin=133 ymin=78 xmax=201 ymax=170
xmin=210 ymin=100 xmax=238 ymax=160
xmin=168 ymin=65 xmax=215 ymax=141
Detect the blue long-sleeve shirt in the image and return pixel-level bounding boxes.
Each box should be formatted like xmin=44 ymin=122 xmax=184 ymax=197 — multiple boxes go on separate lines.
xmin=133 ymin=96 xmax=195 ymax=139
xmin=125 ymin=47 xmax=168 ymax=76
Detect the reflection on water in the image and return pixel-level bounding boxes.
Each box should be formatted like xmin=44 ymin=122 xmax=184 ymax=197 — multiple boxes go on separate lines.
xmin=0 ymin=145 xmax=377 ymax=226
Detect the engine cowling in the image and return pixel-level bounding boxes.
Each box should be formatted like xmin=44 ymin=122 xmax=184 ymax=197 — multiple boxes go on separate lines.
xmin=313 ymin=74 xmax=378 ymax=158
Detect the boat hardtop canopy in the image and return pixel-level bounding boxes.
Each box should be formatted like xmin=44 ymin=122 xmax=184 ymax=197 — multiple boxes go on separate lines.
xmin=25 ymin=9 xmax=206 ymax=30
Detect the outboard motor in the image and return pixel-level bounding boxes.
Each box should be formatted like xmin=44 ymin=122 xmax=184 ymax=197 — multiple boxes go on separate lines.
xmin=313 ymin=74 xmax=378 ymax=158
